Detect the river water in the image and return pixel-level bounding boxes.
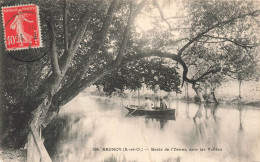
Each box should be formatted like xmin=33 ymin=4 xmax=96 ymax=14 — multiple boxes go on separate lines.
xmin=45 ymin=94 xmax=260 ymax=162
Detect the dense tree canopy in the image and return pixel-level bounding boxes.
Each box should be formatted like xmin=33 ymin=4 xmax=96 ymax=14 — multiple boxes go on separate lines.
xmin=95 ymin=58 xmax=181 ymax=94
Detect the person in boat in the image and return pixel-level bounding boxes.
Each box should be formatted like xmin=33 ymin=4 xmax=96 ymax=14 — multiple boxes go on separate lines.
xmin=142 ymin=97 xmax=154 ymax=110
xmin=160 ymin=98 xmax=167 ymax=110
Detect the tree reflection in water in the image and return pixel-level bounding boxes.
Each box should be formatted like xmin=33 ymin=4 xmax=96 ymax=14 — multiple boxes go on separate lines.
xmin=237 ymin=104 xmax=250 ymax=161
xmin=43 ymin=96 xmax=260 ymax=162
xmin=134 ymin=115 xmax=175 ymax=130
xmin=192 ymin=102 xmax=254 ymax=161
xmin=193 ymin=103 xmax=208 ymax=144
xmin=193 ymin=103 xmax=220 ymax=147
xmin=185 ymin=102 xmax=191 ymax=119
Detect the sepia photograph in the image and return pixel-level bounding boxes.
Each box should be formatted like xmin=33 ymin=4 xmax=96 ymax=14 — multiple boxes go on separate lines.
xmin=0 ymin=0 xmax=260 ymax=161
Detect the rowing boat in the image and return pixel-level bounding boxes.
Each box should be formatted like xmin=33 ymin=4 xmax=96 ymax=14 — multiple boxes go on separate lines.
xmin=125 ymin=105 xmax=175 ymax=116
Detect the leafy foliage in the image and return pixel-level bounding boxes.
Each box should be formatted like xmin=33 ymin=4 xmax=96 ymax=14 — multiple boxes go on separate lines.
xmin=95 ymin=58 xmax=181 ymax=95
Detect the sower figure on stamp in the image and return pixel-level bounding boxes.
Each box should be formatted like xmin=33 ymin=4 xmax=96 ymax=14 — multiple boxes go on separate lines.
xmin=10 ymin=10 xmax=33 ymax=46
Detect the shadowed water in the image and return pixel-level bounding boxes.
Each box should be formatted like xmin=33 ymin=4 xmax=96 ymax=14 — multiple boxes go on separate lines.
xmin=46 ymin=94 xmax=260 ymax=162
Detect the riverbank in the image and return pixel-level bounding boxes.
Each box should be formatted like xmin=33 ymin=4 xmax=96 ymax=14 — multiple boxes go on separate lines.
xmin=0 ymin=147 xmax=25 ymax=162
xmin=86 ymin=80 xmax=260 ymax=107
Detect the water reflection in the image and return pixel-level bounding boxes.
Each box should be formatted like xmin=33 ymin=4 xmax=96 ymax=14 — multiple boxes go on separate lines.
xmin=127 ymin=116 xmax=175 ymax=130
xmin=44 ymin=95 xmax=260 ymax=162
xmin=185 ymin=102 xmax=190 ymax=119
xmin=193 ymin=103 xmax=207 ymax=144
xmin=236 ymin=105 xmax=250 ymax=161
xmin=193 ymin=103 xmax=220 ymax=148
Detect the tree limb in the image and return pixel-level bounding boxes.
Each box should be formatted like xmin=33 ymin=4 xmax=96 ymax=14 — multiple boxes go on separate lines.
xmin=49 ymin=17 xmax=61 ymax=76
xmin=52 ymin=49 xmax=222 ymax=108
xmin=204 ymin=35 xmax=257 ymax=49
xmin=75 ymin=0 xmax=120 ymax=75
xmin=153 ymin=0 xmax=173 ymax=30
xmin=53 ymin=0 xmax=120 ymax=101
xmin=193 ymin=67 xmax=221 ymax=83
xmin=63 ymin=0 xmax=68 ymax=52
xmin=115 ymin=0 xmax=146 ymax=65
xmin=58 ymin=1 xmax=103 ymax=74
xmin=177 ymin=10 xmax=260 ymax=57
xmin=59 ymin=12 xmax=93 ymax=74
xmin=55 ymin=0 xmax=147 ymax=106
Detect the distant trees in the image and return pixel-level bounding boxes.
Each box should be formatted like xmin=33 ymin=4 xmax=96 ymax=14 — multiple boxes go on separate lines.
xmin=224 ymin=47 xmax=259 ymax=99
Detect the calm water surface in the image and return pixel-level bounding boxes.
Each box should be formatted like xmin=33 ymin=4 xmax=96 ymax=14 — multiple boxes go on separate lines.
xmin=49 ymin=94 xmax=260 ymax=162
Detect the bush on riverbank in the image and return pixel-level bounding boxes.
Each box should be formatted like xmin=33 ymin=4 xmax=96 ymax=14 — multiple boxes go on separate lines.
xmin=0 ymin=147 xmax=25 ymax=162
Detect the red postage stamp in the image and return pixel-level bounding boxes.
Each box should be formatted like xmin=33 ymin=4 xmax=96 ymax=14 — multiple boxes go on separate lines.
xmin=2 ymin=4 xmax=42 ymax=51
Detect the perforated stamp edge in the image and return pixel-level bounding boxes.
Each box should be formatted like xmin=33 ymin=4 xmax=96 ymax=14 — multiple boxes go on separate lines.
xmin=1 ymin=4 xmax=43 ymax=51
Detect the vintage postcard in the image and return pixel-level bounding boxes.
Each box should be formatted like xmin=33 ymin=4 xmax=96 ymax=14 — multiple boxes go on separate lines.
xmin=0 ymin=0 xmax=259 ymax=162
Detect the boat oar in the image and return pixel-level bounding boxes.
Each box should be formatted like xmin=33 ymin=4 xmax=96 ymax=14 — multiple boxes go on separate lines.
xmin=128 ymin=107 xmax=141 ymax=116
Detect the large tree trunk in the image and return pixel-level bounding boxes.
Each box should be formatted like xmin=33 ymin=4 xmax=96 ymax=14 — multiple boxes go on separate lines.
xmin=185 ymin=82 xmax=189 ymax=100
xmin=138 ymin=89 xmax=140 ymax=106
xmin=207 ymin=85 xmax=219 ymax=104
xmin=211 ymin=90 xmax=219 ymax=104
xmin=238 ymin=79 xmax=242 ymax=99
xmin=204 ymin=85 xmax=208 ymax=100
xmin=205 ymin=74 xmax=219 ymax=104
xmin=192 ymin=83 xmax=205 ymax=103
